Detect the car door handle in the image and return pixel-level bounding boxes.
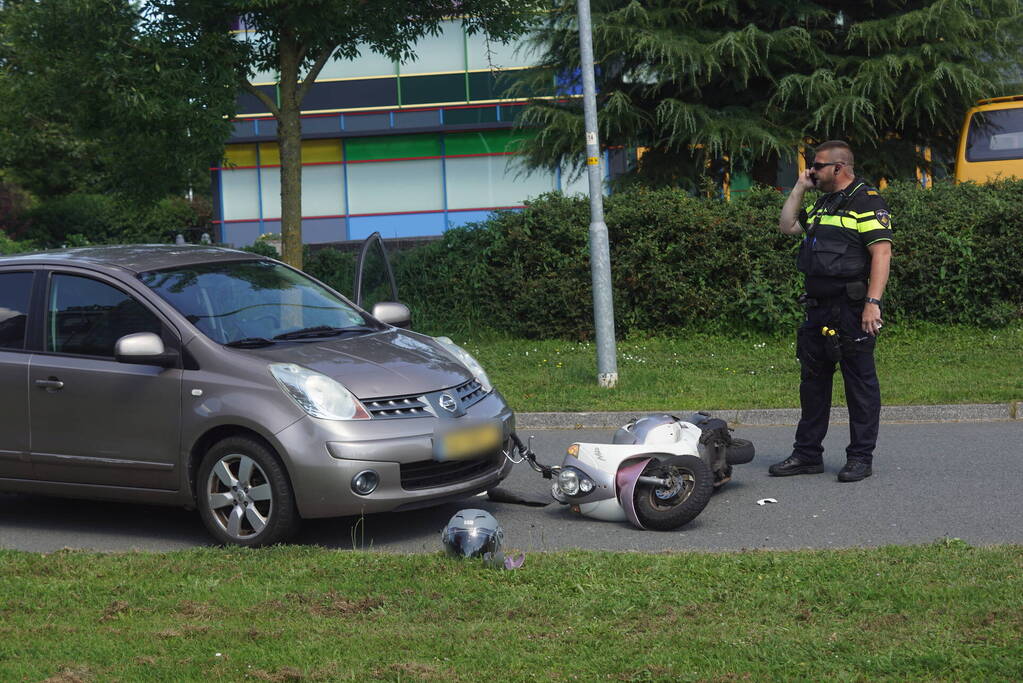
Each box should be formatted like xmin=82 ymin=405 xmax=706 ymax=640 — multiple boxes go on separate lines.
xmin=34 ymin=378 xmax=64 ymax=390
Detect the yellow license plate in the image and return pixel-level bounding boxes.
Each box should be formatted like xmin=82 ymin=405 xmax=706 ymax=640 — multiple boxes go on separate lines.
xmin=437 ymin=422 xmax=502 ymax=460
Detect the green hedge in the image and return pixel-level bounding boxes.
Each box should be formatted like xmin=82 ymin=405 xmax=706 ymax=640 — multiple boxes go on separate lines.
xmin=22 ymin=193 xmax=211 ymax=247
xmin=310 ymin=179 xmax=1021 ymax=339
xmin=0 ymin=231 xmax=35 ymax=255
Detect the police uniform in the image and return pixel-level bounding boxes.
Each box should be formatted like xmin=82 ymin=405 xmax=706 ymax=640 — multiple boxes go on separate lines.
xmin=792 ymin=178 xmax=893 ymax=466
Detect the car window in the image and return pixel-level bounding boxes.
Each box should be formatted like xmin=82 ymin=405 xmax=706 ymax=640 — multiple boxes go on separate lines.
xmin=139 ymin=260 xmax=368 ymax=344
xmin=47 ymin=274 xmax=163 ymax=357
xmin=966 ymin=108 xmax=1023 ymax=162
xmin=0 ymin=271 xmax=33 ymax=350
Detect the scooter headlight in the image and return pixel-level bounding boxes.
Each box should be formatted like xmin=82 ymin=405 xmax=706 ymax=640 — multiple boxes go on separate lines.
xmin=556 ymin=467 xmax=594 ymax=497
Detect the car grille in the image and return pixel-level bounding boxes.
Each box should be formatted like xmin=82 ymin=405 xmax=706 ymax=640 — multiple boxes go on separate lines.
xmin=364 ymin=378 xmax=488 ymax=419
xmin=400 ymin=450 xmax=501 ymax=490
xmin=363 ymin=395 xmax=431 ymax=419
xmin=454 ymin=378 xmax=487 ymax=408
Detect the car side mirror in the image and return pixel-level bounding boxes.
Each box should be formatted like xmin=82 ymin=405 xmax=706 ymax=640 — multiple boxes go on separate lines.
xmin=115 ymin=332 xmax=179 ymax=368
xmin=371 ymin=301 xmax=411 ymax=329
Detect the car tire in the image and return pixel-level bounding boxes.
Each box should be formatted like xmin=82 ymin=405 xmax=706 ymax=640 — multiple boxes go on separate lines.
xmin=197 ymin=436 xmax=300 ymax=547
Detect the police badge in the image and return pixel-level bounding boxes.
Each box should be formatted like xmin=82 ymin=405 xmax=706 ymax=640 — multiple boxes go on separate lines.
xmin=875 ymin=209 xmax=891 ymax=228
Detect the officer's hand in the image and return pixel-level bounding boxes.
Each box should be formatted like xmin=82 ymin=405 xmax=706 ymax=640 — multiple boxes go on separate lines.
xmin=796 ymin=169 xmax=816 ymax=191
xmin=861 ymin=304 xmax=883 ymax=336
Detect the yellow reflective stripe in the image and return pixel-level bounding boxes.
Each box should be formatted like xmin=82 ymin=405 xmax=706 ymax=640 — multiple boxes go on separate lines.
xmin=857 ymin=219 xmax=888 ymax=232
xmin=816 ymin=215 xmax=858 ymax=229
xmin=848 ymin=210 xmax=877 ymax=219
xmin=866 ymin=236 xmax=893 ymax=246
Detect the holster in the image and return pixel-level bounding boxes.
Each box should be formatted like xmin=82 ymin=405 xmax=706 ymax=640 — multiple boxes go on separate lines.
xmin=823 ymin=327 xmax=843 ymax=362
xmin=845 ymin=280 xmax=867 ymax=302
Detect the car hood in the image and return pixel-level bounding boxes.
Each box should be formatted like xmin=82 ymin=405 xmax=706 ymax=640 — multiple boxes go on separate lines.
xmin=243 ymin=329 xmax=472 ymax=399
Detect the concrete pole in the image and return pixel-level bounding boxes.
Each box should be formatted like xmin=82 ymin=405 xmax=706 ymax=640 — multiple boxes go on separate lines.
xmin=576 ymin=0 xmax=618 ymax=388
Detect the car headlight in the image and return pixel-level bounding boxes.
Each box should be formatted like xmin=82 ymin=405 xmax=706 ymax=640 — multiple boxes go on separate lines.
xmin=269 ymin=363 xmax=370 ymax=420
xmin=556 ymin=467 xmax=594 ymax=497
xmin=434 ymin=336 xmax=493 ymax=393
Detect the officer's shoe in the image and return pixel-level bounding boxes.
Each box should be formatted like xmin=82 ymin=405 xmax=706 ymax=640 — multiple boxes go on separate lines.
xmin=837 ymin=460 xmax=873 ymax=482
xmin=768 ymin=455 xmax=824 ymax=477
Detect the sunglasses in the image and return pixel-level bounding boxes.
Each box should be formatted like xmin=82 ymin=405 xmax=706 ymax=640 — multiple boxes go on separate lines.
xmin=811 ymin=161 xmax=842 ymax=171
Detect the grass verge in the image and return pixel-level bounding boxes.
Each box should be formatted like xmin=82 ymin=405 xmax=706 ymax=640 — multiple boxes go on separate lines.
xmin=2 ymin=542 xmax=1021 ymax=681
xmin=463 ymin=323 xmax=1023 ymax=412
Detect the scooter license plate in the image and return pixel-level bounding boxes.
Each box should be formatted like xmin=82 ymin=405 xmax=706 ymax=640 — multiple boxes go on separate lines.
xmin=435 ymin=421 xmax=502 ymax=461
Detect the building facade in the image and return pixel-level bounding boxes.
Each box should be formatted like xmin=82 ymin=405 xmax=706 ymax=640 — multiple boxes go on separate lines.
xmin=212 ymin=21 xmax=600 ymax=247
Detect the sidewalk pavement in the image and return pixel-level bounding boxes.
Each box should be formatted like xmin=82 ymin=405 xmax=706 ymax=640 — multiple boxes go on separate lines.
xmin=517 ymin=402 xmax=1022 ymax=429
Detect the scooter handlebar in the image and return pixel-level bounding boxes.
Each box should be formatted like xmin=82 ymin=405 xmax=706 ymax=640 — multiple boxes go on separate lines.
xmin=510 ymin=432 xmax=557 ymax=479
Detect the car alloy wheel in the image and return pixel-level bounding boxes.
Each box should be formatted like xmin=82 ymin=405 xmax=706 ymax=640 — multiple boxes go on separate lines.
xmin=197 ymin=436 xmax=299 ymax=546
xmin=206 ymin=453 xmax=274 ymax=540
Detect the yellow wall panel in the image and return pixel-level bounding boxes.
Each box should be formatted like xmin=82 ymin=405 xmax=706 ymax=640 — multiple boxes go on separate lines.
xmin=303 ymin=139 xmax=343 ymax=163
xmin=223 ymin=144 xmax=258 ymax=167
xmin=259 ymin=143 xmax=281 ymax=166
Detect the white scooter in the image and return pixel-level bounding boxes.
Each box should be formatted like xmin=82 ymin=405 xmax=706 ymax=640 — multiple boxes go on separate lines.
xmin=513 ymin=413 xmax=754 ymax=530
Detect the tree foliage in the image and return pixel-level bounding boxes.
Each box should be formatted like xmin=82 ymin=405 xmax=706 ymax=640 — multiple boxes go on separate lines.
xmin=147 ymin=0 xmax=539 ymax=268
xmin=0 ymin=0 xmax=238 ymax=202
xmin=514 ymin=0 xmax=1023 ymax=187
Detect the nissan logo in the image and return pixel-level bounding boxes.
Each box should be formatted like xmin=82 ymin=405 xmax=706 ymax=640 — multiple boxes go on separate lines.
xmin=439 ymin=393 xmax=458 ymax=413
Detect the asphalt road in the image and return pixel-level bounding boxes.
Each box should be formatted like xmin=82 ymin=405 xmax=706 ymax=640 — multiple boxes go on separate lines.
xmin=2 ymin=420 xmax=1021 ymax=553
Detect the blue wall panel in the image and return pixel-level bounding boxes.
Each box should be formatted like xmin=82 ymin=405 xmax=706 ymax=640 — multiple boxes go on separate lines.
xmin=446 ymin=208 xmax=522 ymax=230
xmin=221 ymin=222 xmax=262 ymax=247
xmin=446 ymin=210 xmax=494 ymax=229
xmin=348 ymin=213 xmax=447 ymax=240
xmin=260 ymin=220 xmax=282 ymax=235
xmin=303 ymin=217 xmax=347 ymax=243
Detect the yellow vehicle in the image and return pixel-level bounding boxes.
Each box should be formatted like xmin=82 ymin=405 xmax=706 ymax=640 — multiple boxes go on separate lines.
xmin=955 ymin=95 xmax=1023 ymax=183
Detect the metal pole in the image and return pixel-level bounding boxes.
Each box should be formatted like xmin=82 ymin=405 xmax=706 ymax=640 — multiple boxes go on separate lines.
xmin=576 ymin=0 xmax=618 ymax=388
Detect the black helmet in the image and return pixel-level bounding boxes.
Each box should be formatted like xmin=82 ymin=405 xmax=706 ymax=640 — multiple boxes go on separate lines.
xmin=441 ymin=509 xmax=503 ymax=558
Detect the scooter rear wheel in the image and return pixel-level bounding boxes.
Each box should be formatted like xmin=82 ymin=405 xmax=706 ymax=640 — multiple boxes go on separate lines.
xmin=633 ymin=454 xmax=714 ymax=531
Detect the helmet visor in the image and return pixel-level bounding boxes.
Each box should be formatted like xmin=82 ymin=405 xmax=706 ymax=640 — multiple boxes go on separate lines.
xmin=443 ymin=529 xmax=499 ymax=558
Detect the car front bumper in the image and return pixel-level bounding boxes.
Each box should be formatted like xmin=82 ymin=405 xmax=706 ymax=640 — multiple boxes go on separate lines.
xmin=273 ymin=391 xmax=515 ymax=518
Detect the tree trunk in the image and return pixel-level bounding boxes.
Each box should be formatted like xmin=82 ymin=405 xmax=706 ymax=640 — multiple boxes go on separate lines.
xmin=277 ymin=33 xmax=303 ymax=270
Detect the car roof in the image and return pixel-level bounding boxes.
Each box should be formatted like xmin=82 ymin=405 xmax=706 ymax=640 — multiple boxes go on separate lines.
xmin=0 ymin=245 xmax=264 ymax=274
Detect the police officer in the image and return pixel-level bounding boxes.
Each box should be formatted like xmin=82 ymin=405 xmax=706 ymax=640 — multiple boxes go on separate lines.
xmin=769 ymin=140 xmax=893 ymax=482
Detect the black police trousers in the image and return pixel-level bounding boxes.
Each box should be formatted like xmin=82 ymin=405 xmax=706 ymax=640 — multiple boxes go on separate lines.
xmin=792 ymin=298 xmax=881 ymax=464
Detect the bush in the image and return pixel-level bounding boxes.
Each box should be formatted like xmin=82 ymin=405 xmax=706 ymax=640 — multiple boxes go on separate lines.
xmin=388 ymin=186 xmax=806 ymax=337
xmin=882 ymin=179 xmax=1023 ymax=327
xmin=300 ymin=180 xmax=1023 ymax=338
xmin=23 ymin=193 xmax=210 ymax=247
xmin=304 ymin=247 xmax=357 ymax=300
xmin=0 ymin=231 xmax=35 ymax=254
xmin=242 ymin=239 xmax=280 ymax=259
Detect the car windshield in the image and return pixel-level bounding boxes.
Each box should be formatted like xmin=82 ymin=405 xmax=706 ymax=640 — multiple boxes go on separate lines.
xmin=139 ymin=260 xmax=372 ymax=345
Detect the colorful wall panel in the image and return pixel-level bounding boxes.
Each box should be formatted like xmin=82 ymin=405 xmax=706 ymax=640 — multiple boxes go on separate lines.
xmin=215 ymin=129 xmax=606 ymax=246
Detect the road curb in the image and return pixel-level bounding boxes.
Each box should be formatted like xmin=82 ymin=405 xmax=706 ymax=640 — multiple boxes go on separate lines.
xmin=516 ymin=403 xmax=1020 ymax=429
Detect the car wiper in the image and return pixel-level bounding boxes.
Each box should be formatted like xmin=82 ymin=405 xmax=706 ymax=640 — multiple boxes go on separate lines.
xmin=272 ymin=325 xmax=376 ymax=341
xmin=224 ymin=337 xmax=276 ymax=348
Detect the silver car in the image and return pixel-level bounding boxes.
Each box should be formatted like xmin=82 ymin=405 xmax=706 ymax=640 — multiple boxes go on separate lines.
xmin=0 ymin=245 xmax=514 ymax=545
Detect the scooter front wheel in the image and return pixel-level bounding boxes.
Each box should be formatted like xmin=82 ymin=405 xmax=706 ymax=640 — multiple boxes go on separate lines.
xmin=633 ymin=454 xmax=714 ymax=531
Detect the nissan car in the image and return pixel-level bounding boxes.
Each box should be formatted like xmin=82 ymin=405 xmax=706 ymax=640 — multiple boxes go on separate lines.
xmin=0 ymin=245 xmax=514 ymax=545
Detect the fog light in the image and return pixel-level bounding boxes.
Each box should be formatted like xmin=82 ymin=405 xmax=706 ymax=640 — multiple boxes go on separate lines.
xmin=351 ymin=470 xmax=379 ymax=495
